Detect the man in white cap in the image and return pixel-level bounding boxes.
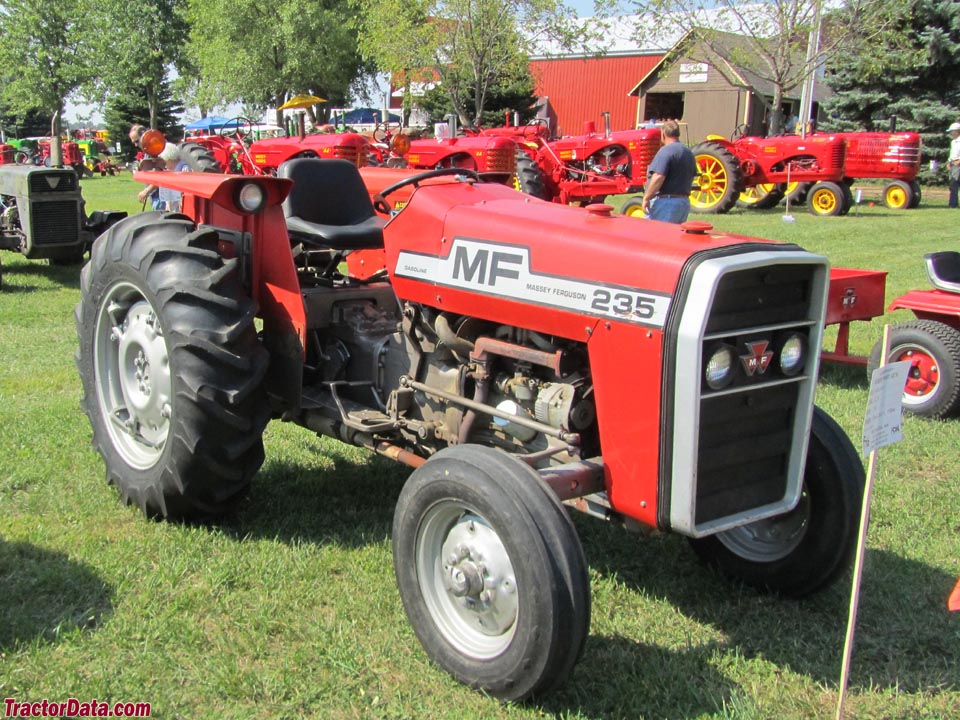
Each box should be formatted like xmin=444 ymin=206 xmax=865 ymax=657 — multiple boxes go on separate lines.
xmin=948 ymin=121 xmax=960 ymax=208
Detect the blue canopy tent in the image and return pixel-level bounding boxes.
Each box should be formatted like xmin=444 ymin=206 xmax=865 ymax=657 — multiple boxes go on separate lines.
xmin=183 ymin=116 xmax=243 ymax=132
xmin=336 ymin=108 xmax=401 ymax=126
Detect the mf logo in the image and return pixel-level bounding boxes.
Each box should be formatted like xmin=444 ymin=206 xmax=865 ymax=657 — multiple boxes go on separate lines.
xmin=452 ymin=245 xmax=523 ymax=287
xmin=740 ymin=341 xmax=773 ymax=376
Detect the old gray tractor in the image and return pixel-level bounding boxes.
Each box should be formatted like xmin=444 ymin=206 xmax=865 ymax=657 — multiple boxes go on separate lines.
xmin=0 ymin=164 xmax=126 ymax=288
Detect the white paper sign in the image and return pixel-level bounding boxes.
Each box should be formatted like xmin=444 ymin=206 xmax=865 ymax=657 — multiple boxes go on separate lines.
xmin=862 ymin=361 xmax=911 ymax=456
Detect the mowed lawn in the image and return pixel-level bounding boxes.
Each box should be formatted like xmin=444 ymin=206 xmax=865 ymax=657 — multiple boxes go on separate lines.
xmin=1 ymin=172 xmax=958 ymax=719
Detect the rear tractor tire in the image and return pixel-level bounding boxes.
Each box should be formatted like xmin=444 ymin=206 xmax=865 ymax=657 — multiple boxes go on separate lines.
xmin=867 ymin=320 xmax=960 ymax=419
xmin=392 ymin=445 xmax=590 ymax=701
xmin=689 ymin=407 xmax=865 ymax=598
xmin=737 ymin=183 xmax=785 ymax=210
xmin=690 ymin=142 xmax=743 ymax=214
xmin=75 ymin=213 xmax=270 ymax=520
xmin=178 ymin=142 xmax=223 ymax=173
xmin=512 ymin=150 xmax=551 ymax=200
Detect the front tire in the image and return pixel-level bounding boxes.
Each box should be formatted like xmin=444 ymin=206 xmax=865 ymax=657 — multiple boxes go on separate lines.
xmin=620 ymin=197 xmax=645 ymax=218
xmin=689 ymin=407 xmax=865 ymax=598
xmin=393 ymin=445 xmax=590 ymax=701
xmin=806 ymin=181 xmax=847 ymax=216
xmin=867 ymin=320 xmax=960 ymax=419
xmin=512 ymin=150 xmax=550 ymax=200
xmin=690 ymin=142 xmax=742 ymax=214
xmin=883 ymin=179 xmax=913 ymax=210
xmin=75 ymin=214 xmax=270 ymax=519
xmin=737 ymin=183 xmax=785 ymax=209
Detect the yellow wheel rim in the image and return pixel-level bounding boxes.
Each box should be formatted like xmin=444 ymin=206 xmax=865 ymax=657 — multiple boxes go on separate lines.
xmin=886 ymin=185 xmax=908 ymax=209
xmin=738 ymin=183 xmax=775 ymax=206
xmin=810 ymin=188 xmax=838 ymax=215
xmin=624 ymin=204 xmax=645 ymax=218
xmin=691 ymin=155 xmax=729 ymax=210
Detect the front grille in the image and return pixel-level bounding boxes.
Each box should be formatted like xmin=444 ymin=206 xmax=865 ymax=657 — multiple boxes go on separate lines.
xmin=484 ymin=147 xmax=516 ymax=174
xmin=828 ymin=143 xmax=846 ymax=172
xmin=29 ymin=171 xmax=78 ymax=194
xmin=30 ymin=201 xmax=80 ymax=245
xmin=667 ymin=250 xmax=829 ymax=536
xmin=331 ymin=146 xmax=363 ymax=167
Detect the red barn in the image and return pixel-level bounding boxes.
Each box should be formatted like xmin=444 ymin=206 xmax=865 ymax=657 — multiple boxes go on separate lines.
xmin=529 ymin=53 xmax=664 ymax=136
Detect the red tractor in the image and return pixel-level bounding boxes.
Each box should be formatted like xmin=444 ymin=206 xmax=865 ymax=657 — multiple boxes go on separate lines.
xmin=480 ymin=115 xmax=659 ymax=206
xmin=693 ymin=132 xmax=849 ymax=216
xmin=186 ymin=118 xmax=371 ymax=175
xmin=37 ymin=138 xmax=88 ymax=178
xmin=867 ymin=252 xmax=960 ymax=418
xmin=76 ymin=160 xmax=864 ymax=701
xmin=828 ymin=131 xmax=922 ymax=210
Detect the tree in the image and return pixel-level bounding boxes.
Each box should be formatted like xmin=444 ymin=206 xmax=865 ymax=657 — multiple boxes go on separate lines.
xmin=0 ymin=0 xmax=95 ymax=164
xmin=821 ymin=0 xmax=960 ymax=180
xmin=104 ymin=80 xmax=185 ymax=161
xmin=627 ymin=0 xmax=906 ymax=135
xmin=84 ymin=0 xmax=189 ymax=131
xmin=418 ymin=62 xmax=540 ymax=128
xmin=355 ymin=0 xmax=590 ymax=128
xmin=186 ymin=0 xmax=371 ymax=126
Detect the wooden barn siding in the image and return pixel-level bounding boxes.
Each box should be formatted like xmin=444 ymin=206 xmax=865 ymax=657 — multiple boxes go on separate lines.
xmin=530 ymin=54 xmax=663 ymax=136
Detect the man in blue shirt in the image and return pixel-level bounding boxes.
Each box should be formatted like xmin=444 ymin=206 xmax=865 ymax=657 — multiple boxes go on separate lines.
xmin=642 ymin=120 xmax=697 ymax=223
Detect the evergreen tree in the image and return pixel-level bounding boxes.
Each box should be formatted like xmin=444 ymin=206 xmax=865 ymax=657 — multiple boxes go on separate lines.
xmin=104 ymin=80 xmax=185 ymax=161
xmin=418 ymin=65 xmax=540 ymax=129
xmin=822 ymin=0 xmax=960 ymax=182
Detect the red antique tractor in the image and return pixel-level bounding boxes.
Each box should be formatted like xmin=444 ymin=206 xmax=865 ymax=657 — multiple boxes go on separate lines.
xmin=186 ymin=117 xmax=371 ymax=175
xmin=76 ymin=159 xmax=864 ymax=701
xmin=824 ymin=131 xmax=921 ymax=210
xmin=479 ymin=115 xmax=658 ymax=206
xmin=693 ymin=131 xmax=849 ymax=216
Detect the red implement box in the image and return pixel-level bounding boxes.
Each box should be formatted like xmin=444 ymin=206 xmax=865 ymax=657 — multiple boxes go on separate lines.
xmin=822 ymin=267 xmax=888 ymax=365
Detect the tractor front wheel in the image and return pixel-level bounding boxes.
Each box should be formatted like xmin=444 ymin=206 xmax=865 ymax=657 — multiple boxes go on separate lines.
xmin=392 ymin=445 xmax=590 ymax=701
xmin=690 ymin=142 xmax=742 ymax=214
xmin=806 ymin=181 xmax=848 ymax=216
xmin=689 ymin=407 xmax=864 ymax=598
xmin=76 ymin=214 xmax=270 ymax=519
xmin=620 ymin=197 xmax=645 ymax=218
xmin=883 ymin=179 xmax=914 ymax=210
xmin=867 ymin=320 xmax=960 ymax=419
xmin=909 ymin=180 xmax=922 ymax=208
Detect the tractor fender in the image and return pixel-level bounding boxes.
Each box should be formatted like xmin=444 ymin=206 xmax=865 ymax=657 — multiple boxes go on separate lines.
xmin=888 ymin=289 xmax=960 ymax=330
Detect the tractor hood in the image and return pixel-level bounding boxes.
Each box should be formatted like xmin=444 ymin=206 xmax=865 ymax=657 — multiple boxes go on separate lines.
xmin=386 ymin=179 xmax=784 ymax=339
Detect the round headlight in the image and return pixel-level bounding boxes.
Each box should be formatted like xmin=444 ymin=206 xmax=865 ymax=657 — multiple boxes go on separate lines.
xmin=779 ymin=333 xmax=806 ymax=376
xmin=705 ymin=344 xmax=736 ymax=390
xmin=236 ymin=182 xmax=266 ymax=213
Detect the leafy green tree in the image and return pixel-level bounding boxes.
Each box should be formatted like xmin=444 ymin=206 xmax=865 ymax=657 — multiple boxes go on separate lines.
xmin=627 ymin=0 xmax=907 ymax=135
xmin=418 ymin=64 xmax=540 ymax=129
xmin=821 ymin=0 xmax=960 ymax=181
xmin=0 ymin=0 xmax=95 ymax=164
xmin=85 ymin=0 xmax=190 ymax=130
xmin=186 ymin=0 xmax=371 ymax=126
xmin=355 ymin=0 xmax=589 ymax=128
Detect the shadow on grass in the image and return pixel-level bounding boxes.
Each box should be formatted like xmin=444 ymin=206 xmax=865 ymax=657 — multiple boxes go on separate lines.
xmin=221 ymin=447 xmax=406 ymax=548
xmin=818 ymin=360 xmax=869 ymax=390
xmin=0 ymin=257 xmax=84 ymax=291
xmin=579 ymin=519 xmax=959 ymax=697
xmin=0 ymin=538 xmax=113 ymax=651
xmin=543 ymin=636 xmax=734 ymax=720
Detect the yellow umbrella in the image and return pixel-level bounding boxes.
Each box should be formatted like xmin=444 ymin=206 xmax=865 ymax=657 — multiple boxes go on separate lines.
xmin=279 ymin=93 xmax=327 ymax=110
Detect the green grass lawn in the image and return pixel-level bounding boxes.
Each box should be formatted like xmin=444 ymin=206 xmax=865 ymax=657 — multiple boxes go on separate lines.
xmin=1 ymin=174 xmax=958 ymax=719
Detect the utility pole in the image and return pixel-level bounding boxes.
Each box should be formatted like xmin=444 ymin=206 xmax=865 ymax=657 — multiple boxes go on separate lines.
xmin=797 ymin=0 xmax=823 ymax=138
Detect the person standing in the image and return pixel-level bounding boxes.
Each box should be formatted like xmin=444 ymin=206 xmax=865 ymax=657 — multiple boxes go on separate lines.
xmin=128 ymin=124 xmax=180 ymax=210
xmin=948 ymin=122 xmax=960 ymax=209
xmin=642 ymin=120 xmax=697 ymax=223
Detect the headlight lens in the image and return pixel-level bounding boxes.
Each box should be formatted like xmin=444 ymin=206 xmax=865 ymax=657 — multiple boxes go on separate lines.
xmin=779 ymin=333 xmax=806 ymax=376
xmin=236 ymin=183 xmax=266 ymax=213
xmin=705 ymin=344 xmax=736 ymax=390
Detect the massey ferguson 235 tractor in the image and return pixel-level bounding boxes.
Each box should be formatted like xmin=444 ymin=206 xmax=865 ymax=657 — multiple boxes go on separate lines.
xmin=76 ymin=159 xmax=864 ymax=701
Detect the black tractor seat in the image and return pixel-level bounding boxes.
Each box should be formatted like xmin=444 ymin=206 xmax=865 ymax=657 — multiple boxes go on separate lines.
xmin=924 ymin=251 xmax=960 ymax=294
xmin=279 ymin=158 xmax=385 ymax=250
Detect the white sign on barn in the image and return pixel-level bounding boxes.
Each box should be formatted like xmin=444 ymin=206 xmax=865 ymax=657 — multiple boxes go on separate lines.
xmin=679 ymin=63 xmax=708 ymax=83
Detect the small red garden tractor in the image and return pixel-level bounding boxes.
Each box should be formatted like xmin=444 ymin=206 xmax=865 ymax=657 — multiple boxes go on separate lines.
xmin=38 ymin=138 xmax=89 ymax=178
xmin=693 ymin=132 xmax=849 ymax=216
xmin=867 ymin=252 xmax=960 ymax=418
xmin=76 ymin=159 xmax=864 ymax=701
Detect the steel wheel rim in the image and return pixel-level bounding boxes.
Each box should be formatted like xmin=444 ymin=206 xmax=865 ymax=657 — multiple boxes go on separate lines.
xmin=416 ymin=500 xmax=519 ymax=659
xmin=715 ymin=487 xmax=810 ymax=562
xmin=739 ymin=183 xmax=773 ymax=205
xmin=893 ymin=344 xmax=940 ymax=405
xmin=811 ymin=189 xmax=837 ymax=214
xmin=94 ymin=281 xmax=172 ymax=469
xmin=692 ymin=156 xmax=728 ymax=209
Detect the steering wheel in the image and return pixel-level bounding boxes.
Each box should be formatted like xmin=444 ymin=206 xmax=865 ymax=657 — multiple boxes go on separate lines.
xmin=220 ymin=116 xmax=257 ymax=139
xmin=373 ymin=121 xmax=402 ymax=143
xmin=731 ymin=123 xmax=749 ymax=140
xmin=373 ymin=167 xmax=481 ymax=214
